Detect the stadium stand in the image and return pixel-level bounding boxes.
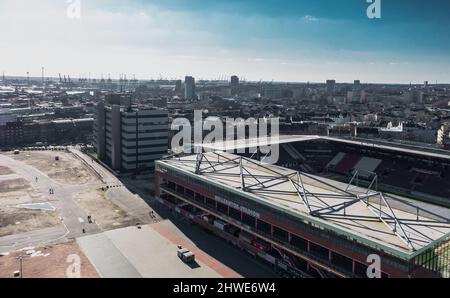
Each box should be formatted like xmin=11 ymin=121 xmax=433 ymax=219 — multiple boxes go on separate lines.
xmin=333 ymin=154 xmax=361 ymax=175
xmin=352 ymin=157 xmax=382 ymax=179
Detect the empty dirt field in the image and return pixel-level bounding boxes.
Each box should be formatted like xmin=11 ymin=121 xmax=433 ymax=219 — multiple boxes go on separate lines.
xmin=0 ymin=166 xmax=14 ymax=176
xmin=8 ymin=151 xmax=99 ymax=185
xmin=0 ymin=166 xmax=61 ymax=237
xmin=0 ymin=240 xmax=99 ymax=278
xmin=75 ymin=188 xmax=140 ymax=231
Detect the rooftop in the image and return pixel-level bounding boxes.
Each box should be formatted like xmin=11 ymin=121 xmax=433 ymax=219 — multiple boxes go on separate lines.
xmin=157 ymin=151 xmax=450 ymax=260
xmin=199 ymin=135 xmax=450 ymax=161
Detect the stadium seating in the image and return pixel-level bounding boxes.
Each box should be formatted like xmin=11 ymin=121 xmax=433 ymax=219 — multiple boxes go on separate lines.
xmin=334 ymin=154 xmax=361 ymax=175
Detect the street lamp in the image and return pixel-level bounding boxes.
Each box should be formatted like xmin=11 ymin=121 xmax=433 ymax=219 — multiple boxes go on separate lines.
xmin=16 ymin=256 xmax=24 ymax=278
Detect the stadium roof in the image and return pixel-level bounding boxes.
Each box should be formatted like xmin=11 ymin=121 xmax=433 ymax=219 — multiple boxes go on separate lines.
xmin=199 ymin=135 xmax=450 ymax=161
xmin=198 ymin=135 xmax=321 ymax=151
xmin=157 ymin=151 xmax=450 ymax=260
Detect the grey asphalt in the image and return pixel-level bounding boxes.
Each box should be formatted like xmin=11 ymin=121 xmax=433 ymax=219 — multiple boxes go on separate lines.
xmin=0 ymin=226 xmax=68 ymax=254
xmin=76 ymin=233 xmax=142 ymax=278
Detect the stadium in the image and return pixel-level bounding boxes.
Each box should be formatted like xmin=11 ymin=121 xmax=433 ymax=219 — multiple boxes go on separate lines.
xmin=155 ymin=149 xmax=450 ymax=278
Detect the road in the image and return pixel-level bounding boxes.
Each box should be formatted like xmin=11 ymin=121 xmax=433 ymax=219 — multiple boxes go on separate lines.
xmin=0 ymin=226 xmax=68 ymax=254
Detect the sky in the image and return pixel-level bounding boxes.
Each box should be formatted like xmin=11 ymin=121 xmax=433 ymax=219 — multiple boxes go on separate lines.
xmin=1 ymin=0 xmax=450 ymax=83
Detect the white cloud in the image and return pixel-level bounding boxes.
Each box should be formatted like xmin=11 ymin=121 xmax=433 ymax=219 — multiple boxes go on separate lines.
xmin=301 ymin=15 xmax=320 ymax=22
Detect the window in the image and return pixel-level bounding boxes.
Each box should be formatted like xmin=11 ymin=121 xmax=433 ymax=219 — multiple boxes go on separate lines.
xmin=185 ymin=188 xmax=194 ymax=199
xmin=176 ymin=185 xmax=184 ymax=194
xmin=291 ymin=234 xmax=308 ymax=251
xmin=194 ymin=193 xmax=204 ymax=203
xmin=168 ymin=181 xmax=176 ymax=190
xmin=205 ymin=197 xmax=215 ymax=208
xmin=229 ymin=207 xmax=241 ymax=221
xmin=354 ymin=261 xmax=368 ymax=277
xmin=331 ymin=252 xmax=353 ymax=273
xmin=217 ymin=202 xmax=228 ymax=214
xmin=242 ymin=213 xmax=256 ymax=227
xmin=310 ymin=242 xmax=329 ymax=260
xmin=257 ymin=219 xmax=271 ymax=235
xmin=273 ymin=226 xmax=289 ymax=242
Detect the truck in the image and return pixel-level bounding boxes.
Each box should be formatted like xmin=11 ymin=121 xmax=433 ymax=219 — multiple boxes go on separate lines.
xmin=177 ymin=247 xmax=195 ymax=263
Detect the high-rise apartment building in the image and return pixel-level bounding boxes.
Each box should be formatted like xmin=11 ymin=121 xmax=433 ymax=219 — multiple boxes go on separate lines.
xmin=230 ymin=75 xmax=239 ymax=95
xmin=184 ymin=76 xmax=196 ymax=100
xmin=353 ymin=80 xmax=361 ymax=91
xmin=175 ymin=80 xmax=182 ymax=94
xmin=326 ymin=80 xmax=336 ymax=95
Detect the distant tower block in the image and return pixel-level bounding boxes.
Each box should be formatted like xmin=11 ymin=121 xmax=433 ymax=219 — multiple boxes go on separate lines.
xmin=326 ymin=80 xmax=336 ymax=95
xmin=41 ymin=67 xmax=45 ymax=86
xmin=184 ymin=76 xmax=196 ymax=100
xmin=230 ymin=75 xmax=240 ymax=95
xmin=175 ymin=80 xmax=182 ymax=94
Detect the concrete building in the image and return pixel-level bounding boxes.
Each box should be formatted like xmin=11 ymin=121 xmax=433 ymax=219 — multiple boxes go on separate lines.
xmin=409 ymin=90 xmax=424 ymax=104
xmin=0 ymin=118 xmax=93 ymax=147
xmin=230 ymin=75 xmax=239 ymax=95
xmin=326 ymin=80 xmax=336 ymax=95
xmin=95 ymin=96 xmax=169 ymax=173
xmin=0 ymin=109 xmax=17 ymax=126
xmin=174 ymin=80 xmax=182 ymax=94
xmin=184 ymin=76 xmax=196 ymax=100
xmin=353 ymin=80 xmax=361 ymax=91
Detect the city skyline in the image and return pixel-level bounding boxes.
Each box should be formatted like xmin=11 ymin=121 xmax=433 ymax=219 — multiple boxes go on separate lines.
xmin=1 ymin=0 xmax=450 ymax=83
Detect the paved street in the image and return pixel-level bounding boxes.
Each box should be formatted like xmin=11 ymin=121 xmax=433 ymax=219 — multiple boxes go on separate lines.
xmin=0 ymin=226 xmax=67 ymax=254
